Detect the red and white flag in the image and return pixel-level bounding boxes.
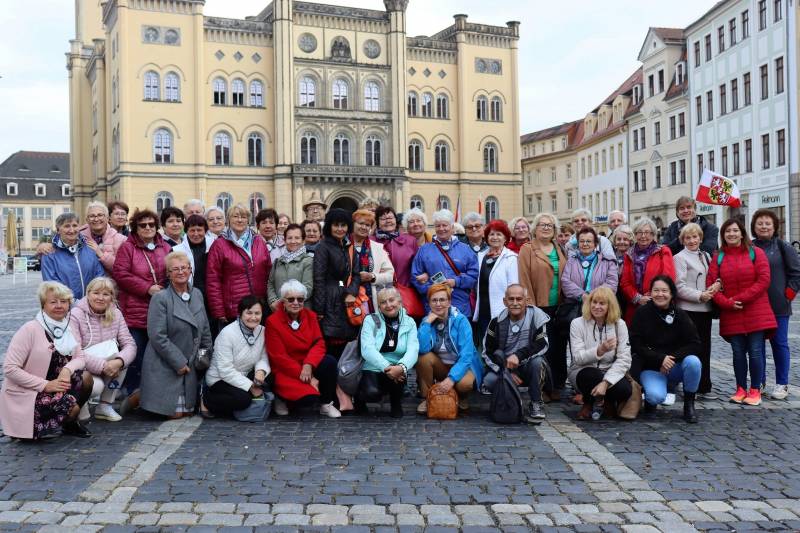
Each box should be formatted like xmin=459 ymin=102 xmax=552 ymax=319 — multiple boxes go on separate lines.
xmin=695 ymin=169 xmax=741 ymax=208
xmin=477 ymin=195 xmax=483 ymax=215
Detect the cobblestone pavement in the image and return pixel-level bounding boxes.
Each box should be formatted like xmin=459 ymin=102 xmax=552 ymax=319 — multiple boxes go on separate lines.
xmin=1 ymin=274 xmax=800 ymax=531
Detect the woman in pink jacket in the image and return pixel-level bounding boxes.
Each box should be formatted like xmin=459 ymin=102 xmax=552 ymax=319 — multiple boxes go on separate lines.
xmin=71 ymin=277 xmax=137 ymax=422
xmin=0 ymin=282 xmax=94 ymax=440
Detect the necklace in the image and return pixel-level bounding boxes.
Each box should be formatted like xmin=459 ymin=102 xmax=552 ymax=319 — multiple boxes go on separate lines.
xmin=239 ymin=319 xmax=259 ymax=345
xmin=43 ymin=313 xmax=70 ymax=339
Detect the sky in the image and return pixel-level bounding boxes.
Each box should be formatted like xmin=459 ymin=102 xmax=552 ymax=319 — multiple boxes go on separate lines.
xmin=0 ymin=0 xmax=719 ymax=160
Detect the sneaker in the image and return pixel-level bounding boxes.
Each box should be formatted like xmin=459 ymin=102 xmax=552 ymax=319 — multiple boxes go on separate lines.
xmin=273 ymin=397 xmax=289 ymax=416
xmin=78 ymin=404 xmax=91 ymax=422
xmin=742 ymin=388 xmax=762 ymax=406
xmin=416 ymin=400 xmax=428 ymax=415
xmin=319 ymin=402 xmax=341 ymax=418
xmin=94 ymin=403 xmax=122 ymax=422
xmin=661 ymin=393 xmax=676 ymax=406
xmin=525 ymin=401 xmax=545 ymax=424
xmin=770 ymin=384 xmax=789 ymax=400
xmin=697 ymin=391 xmax=719 ymax=401
xmin=729 ymin=387 xmax=747 ymax=404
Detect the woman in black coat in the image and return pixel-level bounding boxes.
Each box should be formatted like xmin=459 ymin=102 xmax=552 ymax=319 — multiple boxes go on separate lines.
xmin=312 ymin=209 xmax=361 ymax=357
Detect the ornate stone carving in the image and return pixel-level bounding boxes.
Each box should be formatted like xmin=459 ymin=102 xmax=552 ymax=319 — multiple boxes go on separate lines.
xmin=475 ymin=57 xmax=502 ymax=75
xmin=298 ymin=33 xmax=317 ymax=53
xmin=383 ymin=0 xmax=409 ymax=11
xmin=294 ymin=164 xmax=405 ymax=178
xmin=142 ymin=26 xmax=181 ymax=46
xmin=363 ymin=39 xmax=381 ymax=59
xmin=331 ymin=36 xmax=352 ymax=60
xmin=164 ymin=29 xmax=180 ymax=45
xmin=143 ymin=26 xmax=160 ymax=43
xmin=204 ymin=17 xmax=269 ymax=33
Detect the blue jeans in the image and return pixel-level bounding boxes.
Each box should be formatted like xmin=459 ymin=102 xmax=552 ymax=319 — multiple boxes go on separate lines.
xmin=122 ymin=327 xmax=148 ymax=396
xmin=730 ymin=332 xmax=765 ymax=390
xmin=640 ymin=355 xmax=702 ymax=405
xmin=761 ymin=315 xmax=790 ymax=386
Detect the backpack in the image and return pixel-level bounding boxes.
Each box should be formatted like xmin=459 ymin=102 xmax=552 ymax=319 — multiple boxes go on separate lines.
xmin=716 ymin=247 xmax=755 ymax=266
xmin=489 ymin=367 xmax=524 ymax=424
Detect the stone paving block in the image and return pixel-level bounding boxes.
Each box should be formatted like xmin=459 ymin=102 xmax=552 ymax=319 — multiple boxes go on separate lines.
xmin=238 ymin=503 xmax=272 ymax=514
xmin=61 ymin=502 xmax=94 ymax=514
xmin=631 ymin=491 xmax=664 ymax=502
xmin=600 ymin=503 xmax=633 ymax=513
xmin=243 ymin=514 xmax=275 ymax=526
xmin=24 ymin=511 xmax=64 ymax=524
xmin=624 ymin=512 xmax=659 ymax=524
xmin=490 ymin=504 xmax=533 ymax=514
xmin=91 ymin=503 xmax=127 ymax=514
xmin=157 ymin=513 xmax=199 ymax=525
xmin=667 ymin=501 xmax=697 ymax=512
xmin=19 ymin=501 xmax=62 ymax=513
xmin=427 ymin=513 xmax=459 ymax=526
xmin=107 ymin=487 xmax=137 ymax=503
xmin=496 ymin=513 xmax=525 ymax=525
xmin=199 ymin=513 xmax=244 ymax=526
xmin=534 ymin=503 xmax=564 ymax=514
xmin=763 ymin=508 xmax=797 ymax=520
xmin=196 ymin=503 xmax=237 ymax=514
xmin=766 ymin=499 xmax=797 ymax=509
xmin=351 ymin=513 xmax=394 ymax=525
xmin=730 ymin=509 xmax=767 ymax=521
xmin=595 ymin=492 xmax=632 ymax=502
xmin=564 ymin=504 xmax=600 ymax=514
xmin=454 ymin=505 xmax=489 ymax=515
xmin=131 ymin=513 xmax=160 ymax=526
xmin=80 ymin=490 xmax=109 ymax=502
xmin=696 ymin=501 xmax=733 ymax=513
xmin=85 ymin=512 xmax=130 ymax=525
xmin=707 ymin=511 xmax=737 ymax=522
xmin=578 ymin=512 xmax=624 ymax=524
xmin=274 ymin=513 xmax=311 ymax=525
xmin=40 ymin=526 xmax=101 ymax=533
xmin=0 ymin=502 xmax=20 ymax=512
xmin=396 ymin=513 xmax=426 ymax=526
xmin=312 ymin=513 xmax=350 ymax=525
xmin=0 ymin=511 xmax=32 ymax=522
xmin=421 ymin=505 xmax=452 ymax=515
xmin=621 ymin=526 xmax=661 ymax=533
xmin=731 ymin=500 xmax=771 ymax=510
xmin=525 ymin=513 xmax=553 ymax=526
xmin=678 ymin=510 xmax=712 ymax=522
xmin=158 ymin=502 xmax=194 ymax=513
xmin=551 ymin=512 xmax=581 ymax=526
xmin=308 ymin=504 xmax=348 ymax=515
xmin=460 ymin=513 xmax=494 ymax=526
xmin=271 ymin=503 xmax=305 ymax=515
xmin=61 ymin=514 xmax=87 ymax=526
xmin=632 ymin=502 xmax=669 ymax=512
xmin=389 ymin=504 xmax=419 ymax=515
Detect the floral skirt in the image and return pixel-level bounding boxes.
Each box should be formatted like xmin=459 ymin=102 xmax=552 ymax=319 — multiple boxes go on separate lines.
xmin=33 ymin=350 xmax=83 ymax=439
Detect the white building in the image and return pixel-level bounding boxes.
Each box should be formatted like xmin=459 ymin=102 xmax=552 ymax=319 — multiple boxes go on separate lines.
xmin=687 ymin=0 xmax=793 ymax=238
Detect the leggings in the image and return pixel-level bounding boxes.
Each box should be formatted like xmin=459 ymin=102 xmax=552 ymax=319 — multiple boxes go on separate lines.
xmin=575 ymin=367 xmax=632 ymax=406
xmin=357 ymin=370 xmax=404 ymax=404
xmin=203 ymin=380 xmax=252 ymax=416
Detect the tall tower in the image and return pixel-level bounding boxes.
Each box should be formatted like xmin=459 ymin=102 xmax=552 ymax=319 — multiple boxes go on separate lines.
xmin=273 ymin=0 xmax=296 ymax=216
xmin=384 ymin=0 xmax=409 ymax=169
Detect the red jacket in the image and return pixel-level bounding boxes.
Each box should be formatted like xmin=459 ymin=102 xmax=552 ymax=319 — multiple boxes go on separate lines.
xmin=111 ymin=234 xmax=170 ymax=329
xmin=266 ymin=305 xmax=326 ymax=401
xmin=206 ymin=230 xmax=271 ymax=320
xmin=708 ymin=245 xmax=776 ymax=338
xmin=620 ymin=245 xmax=676 ymax=324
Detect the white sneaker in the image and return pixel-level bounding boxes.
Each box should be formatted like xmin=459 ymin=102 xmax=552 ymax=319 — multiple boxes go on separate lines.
xmin=319 ymin=402 xmax=341 ymax=418
xmin=274 ymin=397 xmax=289 ymax=416
xmin=770 ymin=384 xmax=789 ymax=400
xmin=661 ymin=393 xmax=676 ymax=406
xmin=94 ymin=403 xmax=122 ymax=422
xmin=78 ymin=404 xmax=91 ymax=422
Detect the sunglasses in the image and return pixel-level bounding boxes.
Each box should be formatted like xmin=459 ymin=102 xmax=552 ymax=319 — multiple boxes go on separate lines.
xmin=138 ymin=222 xmax=156 ymax=229
xmin=285 ymin=297 xmax=305 ymax=303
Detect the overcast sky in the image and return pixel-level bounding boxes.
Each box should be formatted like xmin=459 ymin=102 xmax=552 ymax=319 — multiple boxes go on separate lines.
xmin=0 ymin=0 xmax=718 ymax=160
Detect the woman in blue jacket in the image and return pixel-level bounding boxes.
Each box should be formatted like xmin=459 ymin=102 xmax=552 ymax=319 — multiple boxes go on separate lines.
xmin=357 ymin=287 xmax=419 ymax=418
xmin=416 ymin=283 xmax=483 ymax=415
xmin=41 ymin=213 xmax=105 ymax=299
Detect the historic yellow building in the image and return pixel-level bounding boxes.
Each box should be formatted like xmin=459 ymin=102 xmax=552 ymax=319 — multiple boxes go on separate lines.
xmin=68 ymin=0 xmax=522 ymax=222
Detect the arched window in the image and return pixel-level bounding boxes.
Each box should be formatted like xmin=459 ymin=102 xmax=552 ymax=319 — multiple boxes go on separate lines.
xmin=153 ymin=129 xmax=172 ymax=164
xmin=483 ymin=142 xmax=498 ymax=173
xmin=214 ymin=132 xmax=231 ymax=165
xmin=410 ymin=195 xmax=424 ymax=210
xmin=476 ymin=95 xmax=488 ymax=120
xmin=365 ymin=135 xmax=381 ymax=166
xmin=491 ymin=97 xmax=502 ymax=121
xmin=249 ymin=80 xmax=264 ymax=107
xmin=164 ymin=72 xmax=179 ymax=102
xmin=485 ymin=196 xmax=499 ymax=222
xmin=436 ymin=94 xmax=449 ymax=119
xmin=333 ymin=133 xmax=350 ymax=165
xmin=231 ymin=79 xmax=245 ymax=106
xmin=333 ymin=79 xmax=349 ymax=109
xmin=407 ymin=91 xmax=418 ymax=117
xmin=216 ymin=192 xmax=233 ymax=213
xmin=248 ymin=133 xmax=263 ymax=166
xmin=434 ymin=141 xmax=449 ymax=172
xmin=438 ymin=195 xmax=451 ymax=211
xmin=408 ymin=140 xmax=423 ymax=171
xmin=155 ymin=191 xmax=173 ymax=213
xmin=421 ymin=92 xmax=433 ymax=117
xmin=144 ymin=71 xmax=160 ymax=100
xmin=249 ymin=193 xmax=265 ymax=224
xmin=213 ymin=77 xmax=227 ymax=105
xmin=299 ymin=76 xmax=316 ymax=107
xmin=300 ymin=131 xmax=317 ymax=164
xmin=364 ymin=81 xmax=380 ymax=112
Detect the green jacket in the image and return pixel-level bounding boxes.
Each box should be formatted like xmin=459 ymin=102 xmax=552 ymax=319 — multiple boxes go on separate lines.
xmin=267 ymin=252 xmax=314 ymax=307
xmin=360 ymin=309 xmax=419 ymax=373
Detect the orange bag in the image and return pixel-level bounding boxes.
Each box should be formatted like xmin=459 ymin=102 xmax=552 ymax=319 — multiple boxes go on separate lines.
xmin=426 ymin=384 xmax=459 ymax=420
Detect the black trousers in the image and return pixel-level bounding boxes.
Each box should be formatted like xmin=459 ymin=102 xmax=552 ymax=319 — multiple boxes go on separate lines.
xmin=541 ymin=305 xmax=567 ymax=390
xmin=291 ymin=354 xmax=338 ymax=406
xmin=686 ymin=310 xmax=713 ymax=393
xmin=575 ymin=367 xmax=632 ymax=405
xmin=357 ymin=370 xmax=404 ymax=404
xmin=204 ymin=381 xmax=252 ymax=416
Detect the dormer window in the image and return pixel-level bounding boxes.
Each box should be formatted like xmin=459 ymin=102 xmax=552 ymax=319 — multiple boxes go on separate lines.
xmin=633 ymin=84 xmax=643 ymax=105
xmin=62 ymin=184 xmax=71 ymax=197
xmin=50 ymin=165 xmax=62 ymax=173
xmin=6 ymin=182 xmax=18 ymax=196
xmin=676 ymin=62 xmax=686 ymax=85
xmin=35 ymin=183 xmax=46 ymax=197
xmin=17 ymin=165 xmax=30 ymax=172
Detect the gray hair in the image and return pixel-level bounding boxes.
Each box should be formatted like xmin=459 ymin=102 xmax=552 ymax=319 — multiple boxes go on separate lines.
xmin=461 ymin=212 xmax=483 ymax=226
xmin=509 ymin=216 xmax=531 ymax=231
xmin=404 ymin=208 xmax=428 ymax=226
xmin=205 ymin=206 xmax=224 ymax=218
xmin=432 ymin=209 xmax=455 ymax=225
xmin=376 ymin=286 xmax=402 ymax=304
xmin=608 ymin=210 xmax=627 ymax=224
xmin=280 ymin=279 xmax=308 ymax=299
xmin=165 ymin=250 xmax=191 ymax=270
xmin=532 ymin=212 xmax=559 ymax=234
xmin=85 ymin=201 xmax=109 ymax=217
xmin=631 ymin=217 xmax=658 ymax=236
xmin=571 ymin=208 xmax=593 ymax=222
xmin=184 ymin=199 xmax=205 ymax=211
xmin=611 ymin=224 xmax=634 ymax=243
xmin=453 ymin=222 xmax=465 ymax=235
xmin=56 ymin=212 xmax=79 ymax=228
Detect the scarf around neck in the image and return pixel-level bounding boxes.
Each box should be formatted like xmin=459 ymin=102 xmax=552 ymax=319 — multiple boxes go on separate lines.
xmin=376 ymin=229 xmax=400 ymax=241
xmin=280 ymin=245 xmax=307 ymax=264
xmin=36 ymin=310 xmax=78 ymax=356
xmin=631 ymin=241 xmax=659 ymax=292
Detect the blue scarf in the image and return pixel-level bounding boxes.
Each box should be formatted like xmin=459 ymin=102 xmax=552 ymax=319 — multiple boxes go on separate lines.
xmin=578 ymin=250 xmax=599 ymax=292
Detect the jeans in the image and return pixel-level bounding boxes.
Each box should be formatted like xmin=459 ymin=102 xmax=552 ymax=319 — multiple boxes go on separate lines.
xmin=640 ymin=355 xmax=702 ymax=406
xmin=123 ymin=327 xmax=148 ymax=396
xmin=730 ymin=332 xmax=765 ymax=390
xmin=761 ymin=315 xmax=790 ymax=386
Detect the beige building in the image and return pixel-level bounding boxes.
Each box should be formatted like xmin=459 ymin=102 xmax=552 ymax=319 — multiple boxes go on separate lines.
xmin=520 ymin=120 xmax=581 ymax=225
xmin=627 ymin=28 xmax=692 ymax=230
xmin=67 ymin=0 xmax=522 ymax=222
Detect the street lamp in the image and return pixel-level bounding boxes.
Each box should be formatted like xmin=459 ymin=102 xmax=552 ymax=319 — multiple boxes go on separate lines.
xmin=16 ymin=216 xmax=21 ymax=257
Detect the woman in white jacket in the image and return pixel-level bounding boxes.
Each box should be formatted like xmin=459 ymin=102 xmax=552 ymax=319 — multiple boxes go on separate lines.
xmin=473 ymin=220 xmax=519 ymax=341
xmin=568 ymin=287 xmax=632 ymax=420
xmin=201 ymin=295 xmax=270 ymax=418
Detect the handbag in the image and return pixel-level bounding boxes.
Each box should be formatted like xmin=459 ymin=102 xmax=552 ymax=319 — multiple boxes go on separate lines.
xmin=345 ymin=244 xmax=371 ymax=327
xmin=337 ymin=338 xmax=363 ymax=396
xmin=83 ymin=339 xmax=119 ymax=360
xmin=616 ymin=374 xmax=642 ymax=420
xmin=384 ymin=245 xmax=425 ymax=318
xmin=194 ymin=348 xmax=211 ymax=371
xmin=426 ymin=384 xmax=459 ymax=420
xmin=233 ymin=391 xmax=274 ymax=423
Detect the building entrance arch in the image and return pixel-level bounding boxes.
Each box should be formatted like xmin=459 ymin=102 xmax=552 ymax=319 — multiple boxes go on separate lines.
xmin=329 ymin=196 xmax=359 ymax=213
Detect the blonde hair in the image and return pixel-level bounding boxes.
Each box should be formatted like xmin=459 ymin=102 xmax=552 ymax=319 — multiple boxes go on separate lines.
xmin=581 ymin=286 xmax=621 ymax=324
xmin=226 ymin=203 xmax=251 ymax=222
xmin=85 ymin=277 xmax=118 ymax=326
xmin=165 ymin=251 xmax=191 ymax=271
xmin=38 ymin=281 xmax=74 ymax=307
xmin=679 ymin=222 xmax=704 ymax=244
xmin=532 ymin=212 xmax=559 ymax=240
xmin=352 ymin=209 xmax=376 ymax=225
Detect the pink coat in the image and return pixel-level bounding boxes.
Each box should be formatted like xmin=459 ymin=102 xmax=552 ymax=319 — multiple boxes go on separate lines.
xmin=112 ymin=234 xmax=170 ymax=329
xmin=0 ymin=321 xmax=86 ymax=439
xmin=79 ymin=224 xmax=126 ymax=274
xmin=70 ymin=297 xmax=137 ymax=375
xmin=206 ymin=232 xmax=271 ymax=321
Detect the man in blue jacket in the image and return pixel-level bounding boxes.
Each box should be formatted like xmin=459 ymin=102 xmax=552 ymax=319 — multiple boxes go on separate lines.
xmin=411 ymin=209 xmax=478 ymax=316
xmin=41 ymin=213 xmax=105 ymax=299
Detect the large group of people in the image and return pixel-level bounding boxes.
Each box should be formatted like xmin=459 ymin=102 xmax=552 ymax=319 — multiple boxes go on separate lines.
xmin=2 ymin=194 xmax=799 ymax=441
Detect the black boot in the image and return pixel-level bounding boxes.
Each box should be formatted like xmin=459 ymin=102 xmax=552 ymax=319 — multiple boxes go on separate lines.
xmin=643 ymin=401 xmax=657 ymax=418
xmin=683 ymin=392 xmax=698 ymax=423
xmin=62 ymin=420 xmax=92 ymax=438
xmin=389 ymin=393 xmax=404 ymax=418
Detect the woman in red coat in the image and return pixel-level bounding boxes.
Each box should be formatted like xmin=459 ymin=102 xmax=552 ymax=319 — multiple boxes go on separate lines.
xmin=707 ymin=218 xmax=776 ymax=406
xmin=206 ymin=204 xmax=272 ymax=329
xmin=266 ymin=279 xmax=340 ymax=418
xmin=620 ymin=217 xmax=676 ymax=324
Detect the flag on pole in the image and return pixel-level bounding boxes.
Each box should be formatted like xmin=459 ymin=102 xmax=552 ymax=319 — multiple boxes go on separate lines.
xmin=695 ymin=169 xmax=742 ymax=207
xmin=477 ymin=195 xmax=483 ymax=215
xmin=455 ymin=195 xmax=462 ymax=223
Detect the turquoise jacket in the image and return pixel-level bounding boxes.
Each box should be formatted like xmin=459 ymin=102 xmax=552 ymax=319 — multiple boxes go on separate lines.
xmin=360 ymin=309 xmax=419 ymax=373
xmin=417 ymin=307 xmax=483 ymax=386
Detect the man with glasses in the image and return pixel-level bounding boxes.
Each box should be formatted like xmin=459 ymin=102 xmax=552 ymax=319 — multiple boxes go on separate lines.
xmin=608 ymin=210 xmax=627 ymax=233
xmin=459 ymin=212 xmax=488 ymax=254
xmin=567 ymin=208 xmax=616 ymax=261
xmin=303 ymin=199 xmax=328 ymax=224
xmin=661 ymin=196 xmax=719 ymax=255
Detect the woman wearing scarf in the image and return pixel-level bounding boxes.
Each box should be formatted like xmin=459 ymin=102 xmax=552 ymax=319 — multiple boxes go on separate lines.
xmin=267 ymin=224 xmax=313 ymax=310
xmin=562 ymin=227 xmax=619 ymax=301
xmin=507 ymin=217 xmax=532 ymax=254
xmin=0 ymin=282 xmax=94 ymax=440
xmin=620 ymin=217 xmax=675 ymax=325
xmin=41 ymin=213 xmax=106 ymax=300
xmin=351 ymin=209 xmax=394 ymax=312
xmin=473 ymin=220 xmax=518 ymax=342
xmin=256 ymin=208 xmax=286 ymax=263
xmin=373 ymin=206 xmax=418 ymax=287
xmin=206 ymin=204 xmax=271 ymax=329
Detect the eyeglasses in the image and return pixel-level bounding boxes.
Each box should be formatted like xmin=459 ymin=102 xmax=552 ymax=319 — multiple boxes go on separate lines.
xmin=635 ymin=230 xmax=654 ymax=236
xmin=465 ymin=225 xmax=483 ymax=231
xmin=285 ymin=297 xmax=305 ymax=303
xmin=138 ymin=222 xmax=156 ymax=229
xmin=537 ymin=223 xmax=554 ymax=230
xmin=111 ymin=211 xmax=128 ymax=217
xmin=578 ymin=240 xmax=595 ymax=245
xmin=430 ymin=298 xmax=449 ymax=305
xmin=169 ymin=266 xmax=191 ymax=273
xmin=207 ymin=216 xmax=224 ymax=223
xmin=230 ymin=214 xmax=248 ymax=220
xmin=87 ymin=214 xmax=106 ymax=220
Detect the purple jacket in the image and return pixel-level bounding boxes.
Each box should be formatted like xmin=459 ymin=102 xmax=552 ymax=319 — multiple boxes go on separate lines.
xmin=561 ymin=255 xmax=619 ymax=300
xmin=373 ymin=233 xmax=418 ymax=286
xmin=71 ymin=297 xmax=137 ymax=375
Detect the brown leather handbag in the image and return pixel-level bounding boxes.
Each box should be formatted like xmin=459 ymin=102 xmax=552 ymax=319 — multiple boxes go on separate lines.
xmin=616 ymin=374 xmax=642 ymax=420
xmin=426 ymin=384 xmax=459 ymax=420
